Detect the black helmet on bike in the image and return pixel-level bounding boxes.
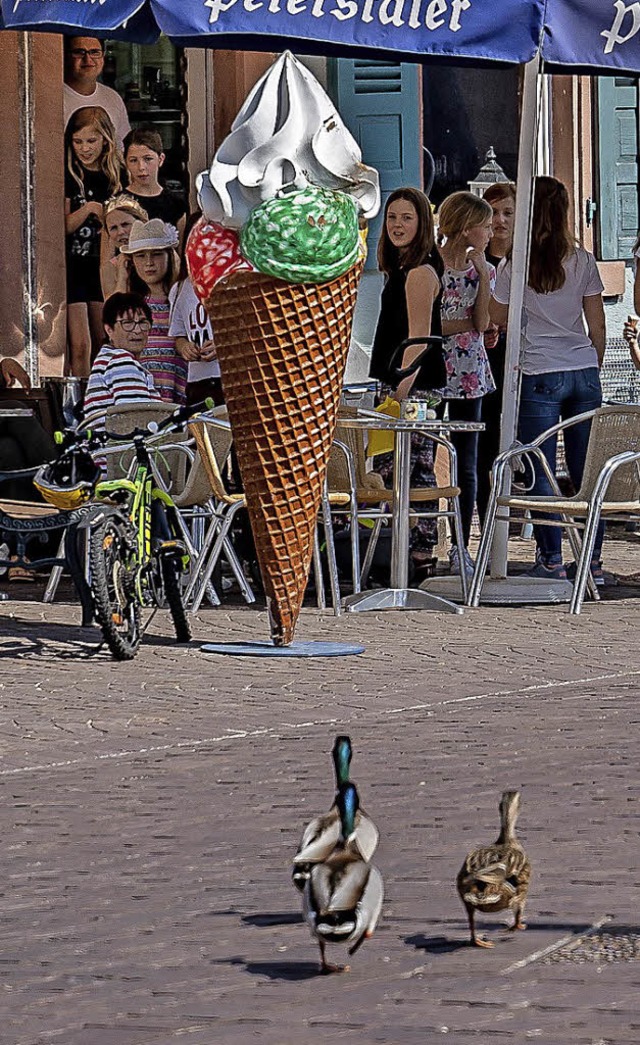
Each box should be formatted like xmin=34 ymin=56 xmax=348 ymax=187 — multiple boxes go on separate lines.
xmin=33 ymin=447 xmax=100 ymax=511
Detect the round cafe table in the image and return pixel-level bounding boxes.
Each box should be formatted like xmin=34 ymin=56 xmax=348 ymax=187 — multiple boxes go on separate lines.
xmin=335 ymin=412 xmax=484 ymax=615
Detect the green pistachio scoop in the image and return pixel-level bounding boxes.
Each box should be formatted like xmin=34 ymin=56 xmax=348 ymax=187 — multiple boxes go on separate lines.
xmin=240 ymin=185 xmax=360 ymax=284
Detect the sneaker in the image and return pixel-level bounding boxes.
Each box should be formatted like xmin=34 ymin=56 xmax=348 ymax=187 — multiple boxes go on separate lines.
xmin=565 ymin=560 xmax=605 ymax=587
xmin=412 ymin=556 xmax=438 ymax=583
xmin=525 ymin=560 xmax=567 ymax=580
xmin=449 ymin=545 xmax=475 ymax=576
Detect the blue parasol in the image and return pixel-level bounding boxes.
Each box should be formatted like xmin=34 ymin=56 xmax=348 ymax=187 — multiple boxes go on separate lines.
xmin=2 ymin=1 xmax=640 ymax=73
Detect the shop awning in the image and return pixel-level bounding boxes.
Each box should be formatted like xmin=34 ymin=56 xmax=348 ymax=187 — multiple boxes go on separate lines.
xmin=2 ymin=1 xmax=640 ymax=74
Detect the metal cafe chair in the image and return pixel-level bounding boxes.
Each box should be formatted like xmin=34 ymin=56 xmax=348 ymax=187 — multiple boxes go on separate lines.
xmin=468 ymin=404 xmax=640 ymax=614
xmin=0 ymin=468 xmax=94 ymax=624
xmin=180 ymin=415 xmax=255 ymax=612
xmin=328 ymin=404 xmax=468 ymax=600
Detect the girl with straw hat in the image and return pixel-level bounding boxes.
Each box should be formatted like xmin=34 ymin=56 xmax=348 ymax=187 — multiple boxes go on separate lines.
xmin=119 ymin=218 xmax=187 ymax=404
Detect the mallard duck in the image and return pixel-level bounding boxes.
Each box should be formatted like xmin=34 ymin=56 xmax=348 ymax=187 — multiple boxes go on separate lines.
xmin=291 ymin=735 xmax=379 ymax=892
xmin=456 ymin=790 xmax=532 ymax=948
xmin=303 ymin=781 xmax=384 ymax=974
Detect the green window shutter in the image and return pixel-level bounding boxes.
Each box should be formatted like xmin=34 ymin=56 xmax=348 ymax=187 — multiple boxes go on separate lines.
xmin=328 ymin=59 xmax=421 ymax=269
xmin=596 ymin=76 xmax=638 ymax=261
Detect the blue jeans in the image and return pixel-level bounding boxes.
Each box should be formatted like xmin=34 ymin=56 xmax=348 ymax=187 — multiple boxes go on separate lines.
xmin=518 ymin=368 xmax=603 ymax=566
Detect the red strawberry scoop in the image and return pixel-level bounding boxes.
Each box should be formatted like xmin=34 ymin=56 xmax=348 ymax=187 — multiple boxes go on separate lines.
xmin=186 ymin=218 xmax=254 ymax=302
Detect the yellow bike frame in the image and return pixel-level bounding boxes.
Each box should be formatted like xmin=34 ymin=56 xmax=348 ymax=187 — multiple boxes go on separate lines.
xmin=95 ymin=465 xmax=181 ymax=603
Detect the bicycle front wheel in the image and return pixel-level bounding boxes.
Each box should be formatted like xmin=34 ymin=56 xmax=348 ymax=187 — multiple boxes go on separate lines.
xmin=89 ymin=516 xmax=141 ymax=660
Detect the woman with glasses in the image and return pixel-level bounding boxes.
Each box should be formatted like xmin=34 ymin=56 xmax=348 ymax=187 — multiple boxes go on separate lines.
xmin=83 ymin=292 xmax=161 ymax=437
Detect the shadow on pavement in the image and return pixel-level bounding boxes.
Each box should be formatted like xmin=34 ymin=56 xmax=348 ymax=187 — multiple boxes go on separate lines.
xmin=0 ymin=613 xmax=196 ymax=659
xmin=242 ymin=912 xmax=304 ymax=927
xmin=242 ymin=959 xmax=321 ymax=981
xmin=0 ymin=622 xmax=104 ymax=660
xmin=211 ymin=954 xmax=320 ymax=980
xmin=405 ymin=933 xmax=469 ymax=954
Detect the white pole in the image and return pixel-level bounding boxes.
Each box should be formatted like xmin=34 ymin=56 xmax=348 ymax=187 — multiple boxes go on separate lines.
xmin=18 ymin=31 xmax=39 ymax=387
xmin=490 ymin=54 xmax=542 ymax=576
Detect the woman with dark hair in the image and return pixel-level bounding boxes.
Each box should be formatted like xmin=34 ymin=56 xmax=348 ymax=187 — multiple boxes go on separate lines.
xmin=369 ymin=187 xmax=442 ymax=390
xmin=368 ymin=187 xmax=444 ymax=578
xmin=491 ymin=175 xmax=606 ymax=581
xmin=476 ymin=181 xmax=516 ymax=528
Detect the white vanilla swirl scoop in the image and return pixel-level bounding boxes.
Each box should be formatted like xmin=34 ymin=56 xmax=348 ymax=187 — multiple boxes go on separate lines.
xmin=196 ymin=51 xmax=380 ymax=230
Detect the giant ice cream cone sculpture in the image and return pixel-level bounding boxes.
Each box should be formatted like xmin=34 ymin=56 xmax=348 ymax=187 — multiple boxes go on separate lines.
xmin=187 ymin=52 xmax=379 ymax=645
xmin=205 ymin=263 xmax=362 ymax=644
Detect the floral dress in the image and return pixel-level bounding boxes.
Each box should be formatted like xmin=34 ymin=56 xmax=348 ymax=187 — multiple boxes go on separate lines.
xmin=440 ymin=261 xmax=496 ymax=399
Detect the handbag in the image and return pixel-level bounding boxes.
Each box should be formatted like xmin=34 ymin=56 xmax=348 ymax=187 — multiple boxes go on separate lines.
xmin=389 ymin=336 xmax=446 ymax=391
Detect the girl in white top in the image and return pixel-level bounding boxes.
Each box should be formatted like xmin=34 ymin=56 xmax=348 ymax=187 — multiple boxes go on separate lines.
xmin=491 ymin=176 xmax=606 ymax=580
xmin=168 ymin=213 xmax=224 ymax=407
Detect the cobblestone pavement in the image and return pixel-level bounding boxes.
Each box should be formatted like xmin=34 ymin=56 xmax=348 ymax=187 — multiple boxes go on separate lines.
xmin=1 ymin=533 xmax=640 ymax=1044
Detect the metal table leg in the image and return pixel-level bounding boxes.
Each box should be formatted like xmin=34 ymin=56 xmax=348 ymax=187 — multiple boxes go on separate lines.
xmin=344 ymin=429 xmax=463 ymax=615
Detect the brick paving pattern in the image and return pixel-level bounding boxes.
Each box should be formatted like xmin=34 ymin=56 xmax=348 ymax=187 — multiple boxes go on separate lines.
xmin=1 ymin=530 xmax=640 ymax=1044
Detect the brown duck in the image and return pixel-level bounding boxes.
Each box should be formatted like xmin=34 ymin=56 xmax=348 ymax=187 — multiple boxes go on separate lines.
xmin=456 ymin=790 xmax=531 ymax=948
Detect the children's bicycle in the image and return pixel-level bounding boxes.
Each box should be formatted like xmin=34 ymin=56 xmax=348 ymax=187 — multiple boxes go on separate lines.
xmin=81 ymin=402 xmax=209 ymax=660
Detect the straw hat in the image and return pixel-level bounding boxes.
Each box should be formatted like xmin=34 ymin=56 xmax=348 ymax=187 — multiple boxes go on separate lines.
xmin=120 ymin=218 xmax=179 ymax=254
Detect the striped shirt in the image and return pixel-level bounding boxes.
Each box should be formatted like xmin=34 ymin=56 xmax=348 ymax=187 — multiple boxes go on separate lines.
xmin=140 ymin=297 xmax=188 ymax=405
xmin=84 ymin=343 xmax=161 ymax=431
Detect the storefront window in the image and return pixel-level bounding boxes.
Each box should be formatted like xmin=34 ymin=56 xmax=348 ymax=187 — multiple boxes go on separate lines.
xmin=422 ymin=66 xmax=519 ymax=206
xmin=104 ymin=38 xmax=186 ymax=191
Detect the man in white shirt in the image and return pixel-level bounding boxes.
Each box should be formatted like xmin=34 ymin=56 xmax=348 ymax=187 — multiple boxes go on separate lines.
xmin=63 ymin=37 xmax=131 ymax=150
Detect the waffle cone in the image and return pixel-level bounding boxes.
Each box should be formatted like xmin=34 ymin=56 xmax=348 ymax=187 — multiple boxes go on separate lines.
xmin=205 ymin=261 xmax=363 ymax=645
